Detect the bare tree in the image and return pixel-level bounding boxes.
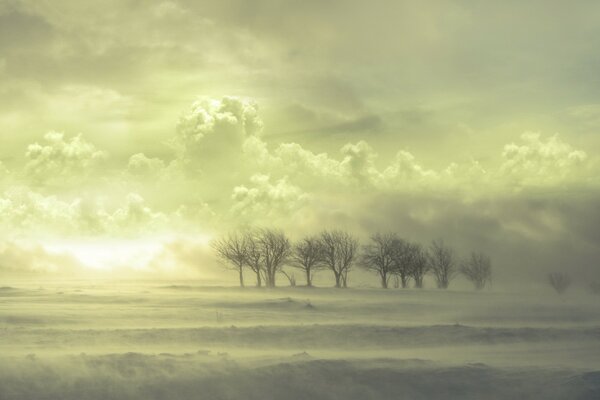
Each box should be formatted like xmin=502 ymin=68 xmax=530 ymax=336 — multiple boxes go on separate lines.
xmin=291 ymin=236 xmax=324 ymax=287
xmin=245 ymin=231 xmax=264 ymax=287
xmin=390 ymin=238 xmax=416 ymax=288
xmin=361 ymin=233 xmax=397 ymax=288
xmin=256 ymin=229 xmax=292 ymax=288
xmin=409 ymin=243 xmax=429 ymax=289
xmin=548 ymin=272 xmax=571 ymax=294
xmin=428 ymin=239 xmax=456 ymax=289
xmin=320 ymin=230 xmax=359 ymax=288
xmin=461 ymin=252 xmax=492 ymax=290
xmin=211 ymin=232 xmax=248 ymax=287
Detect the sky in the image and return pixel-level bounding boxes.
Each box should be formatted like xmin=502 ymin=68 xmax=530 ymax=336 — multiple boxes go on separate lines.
xmin=0 ymin=0 xmax=599 ymax=284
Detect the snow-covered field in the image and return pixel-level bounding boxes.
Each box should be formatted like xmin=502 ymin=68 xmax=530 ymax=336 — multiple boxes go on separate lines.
xmin=1 ymin=282 xmax=599 ymax=399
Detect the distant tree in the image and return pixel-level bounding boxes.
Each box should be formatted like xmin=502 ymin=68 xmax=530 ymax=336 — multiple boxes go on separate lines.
xmin=320 ymin=230 xmax=359 ymax=288
xmin=245 ymin=231 xmax=264 ymax=287
xmin=461 ymin=252 xmax=492 ymax=290
xmin=428 ymin=239 xmax=457 ymax=289
xmin=361 ymin=233 xmax=397 ymax=288
xmin=390 ymin=238 xmax=416 ymax=288
xmin=548 ymin=272 xmax=571 ymax=294
xmin=211 ymin=232 xmax=248 ymax=287
xmin=291 ymin=236 xmax=324 ymax=287
xmin=255 ymin=229 xmax=292 ymax=288
xmin=409 ymin=243 xmax=429 ymax=289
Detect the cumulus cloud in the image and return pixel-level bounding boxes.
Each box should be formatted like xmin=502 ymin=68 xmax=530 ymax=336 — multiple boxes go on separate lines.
xmin=174 ymin=97 xmax=262 ymax=171
xmin=127 ymin=153 xmax=166 ymax=177
xmin=0 ymin=188 xmax=167 ymax=236
xmin=500 ymin=132 xmax=588 ymax=187
xmin=231 ymin=174 xmax=309 ymax=221
xmin=24 ymin=131 xmax=107 ymax=185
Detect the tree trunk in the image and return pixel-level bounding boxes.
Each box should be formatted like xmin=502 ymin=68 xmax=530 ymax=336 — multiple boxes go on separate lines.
xmin=238 ymin=267 xmax=244 ymax=288
xmin=414 ymin=277 xmax=423 ymax=289
xmin=401 ymin=273 xmax=409 ymax=289
xmin=306 ymin=269 xmax=312 ymax=287
xmin=255 ymin=270 xmax=262 ymax=287
xmin=380 ymin=273 xmax=388 ymax=289
xmin=333 ymin=271 xmax=341 ymax=288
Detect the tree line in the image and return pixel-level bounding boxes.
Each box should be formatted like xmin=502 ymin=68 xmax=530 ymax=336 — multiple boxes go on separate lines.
xmin=212 ymin=229 xmax=492 ymax=290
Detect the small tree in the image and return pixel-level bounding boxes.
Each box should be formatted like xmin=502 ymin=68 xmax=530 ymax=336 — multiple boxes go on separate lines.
xmin=548 ymin=272 xmax=571 ymax=294
xmin=361 ymin=233 xmax=397 ymax=289
xmin=428 ymin=239 xmax=456 ymax=289
xmin=409 ymin=244 xmax=429 ymax=289
xmin=211 ymin=232 xmax=248 ymax=287
xmin=461 ymin=252 xmax=492 ymax=290
xmin=291 ymin=236 xmax=324 ymax=287
xmin=320 ymin=230 xmax=359 ymax=288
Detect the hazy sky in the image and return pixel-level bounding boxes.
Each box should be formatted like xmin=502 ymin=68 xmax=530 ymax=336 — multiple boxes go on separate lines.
xmin=0 ymin=0 xmax=599 ymax=283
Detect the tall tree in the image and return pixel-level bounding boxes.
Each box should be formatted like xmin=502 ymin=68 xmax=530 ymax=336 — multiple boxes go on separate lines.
xmin=428 ymin=239 xmax=456 ymax=289
xmin=211 ymin=232 xmax=248 ymax=287
xmin=245 ymin=231 xmax=264 ymax=287
xmin=291 ymin=236 xmax=324 ymax=287
xmin=461 ymin=252 xmax=492 ymax=290
xmin=390 ymin=238 xmax=416 ymax=288
xmin=410 ymin=243 xmax=430 ymax=289
xmin=256 ymin=229 xmax=291 ymax=288
xmin=320 ymin=230 xmax=359 ymax=288
xmin=361 ymin=232 xmax=397 ymax=289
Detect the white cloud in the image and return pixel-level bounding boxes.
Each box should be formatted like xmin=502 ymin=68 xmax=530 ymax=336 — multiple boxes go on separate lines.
xmin=500 ymin=132 xmax=588 ymax=187
xmin=231 ymin=174 xmax=309 ymax=220
xmin=174 ymin=96 xmax=263 ymax=169
xmin=127 ymin=153 xmax=166 ymax=177
xmin=24 ymin=131 xmax=107 ymax=184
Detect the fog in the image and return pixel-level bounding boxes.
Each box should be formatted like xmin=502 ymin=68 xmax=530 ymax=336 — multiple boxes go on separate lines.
xmin=1 ymin=281 xmax=599 ymax=399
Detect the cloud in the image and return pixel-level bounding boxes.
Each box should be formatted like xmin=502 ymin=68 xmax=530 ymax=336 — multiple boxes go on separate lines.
xmin=127 ymin=153 xmax=166 ymax=177
xmin=231 ymin=174 xmax=309 ymax=221
xmin=0 ymin=188 xmax=167 ymax=237
xmin=24 ymin=131 xmax=107 ymax=185
xmin=174 ymin=96 xmax=263 ymax=171
xmin=500 ymin=132 xmax=588 ymax=187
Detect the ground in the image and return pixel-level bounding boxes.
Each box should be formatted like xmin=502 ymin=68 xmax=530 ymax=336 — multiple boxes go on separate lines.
xmin=1 ymin=282 xmax=599 ymax=399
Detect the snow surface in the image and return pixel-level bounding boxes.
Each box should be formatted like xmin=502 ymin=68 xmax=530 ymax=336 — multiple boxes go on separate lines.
xmin=0 ymin=282 xmax=599 ymax=399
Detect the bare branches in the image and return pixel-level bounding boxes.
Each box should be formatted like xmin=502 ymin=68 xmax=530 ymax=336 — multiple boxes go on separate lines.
xmin=256 ymin=228 xmax=292 ymax=288
xmin=548 ymin=272 xmax=571 ymax=294
xmin=291 ymin=236 xmax=324 ymax=287
xmin=409 ymin=243 xmax=429 ymax=289
xmin=361 ymin=233 xmax=397 ymax=288
xmin=428 ymin=240 xmax=456 ymax=289
xmin=461 ymin=252 xmax=492 ymax=290
xmin=320 ymin=230 xmax=359 ymax=288
xmin=211 ymin=232 xmax=248 ymax=287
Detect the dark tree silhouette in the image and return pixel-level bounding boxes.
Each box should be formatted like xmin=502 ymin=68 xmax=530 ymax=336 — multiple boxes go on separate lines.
xmin=245 ymin=231 xmax=264 ymax=287
xmin=409 ymin=243 xmax=429 ymax=289
xmin=291 ymin=236 xmax=324 ymax=287
xmin=391 ymin=238 xmax=417 ymax=288
xmin=461 ymin=252 xmax=492 ymax=290
xmin=320 ymin=230 xmax=359 ymax=288
xmin=211 ymin=232 xmax=248 ymax=287
xmin=255 ymin=229 xmax=291 ymax=288
xmin=428 ymin=239 xmax=456 ymax=289
xmin=548 ymin=272 xmax=571 ymax=294
xmin=361 ymin=232 xmax=397 ymax=289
